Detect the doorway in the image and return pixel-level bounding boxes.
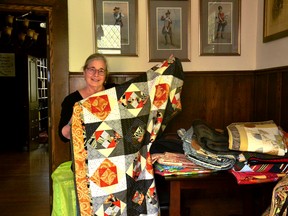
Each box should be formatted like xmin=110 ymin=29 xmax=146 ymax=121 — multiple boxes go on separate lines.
xmin=0 ymin=1 xmax=69 ymax=213
xmin=0 ymin=9 xmax=49 ymax=152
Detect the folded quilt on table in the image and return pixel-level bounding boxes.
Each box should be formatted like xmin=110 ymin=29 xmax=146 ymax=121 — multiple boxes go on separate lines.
xmin=151 ymin=152 xmax=214 ymax=175
xmin=227 ymin=120 xmax=286 ymax=156
xmin=150 ymin=133 xmax=184 ymax=154
xmin=179 ymin=126 xmax=237 ymax=171
xmin=151 ymin=152 xmax=196 ymax=167
xmin=191 ymin=119 xmax=234 ymax=154
xmin=233 ymin=152 xmax=288 ymax=173
xmin=71 ymin=56 xmax=184 ymax=216
xmin=153 ymin=161 xmax=214 ymax=176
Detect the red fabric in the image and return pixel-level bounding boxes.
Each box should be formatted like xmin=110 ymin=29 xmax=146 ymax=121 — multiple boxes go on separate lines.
xmin=229 ymin=169 xmax=285 ymax=185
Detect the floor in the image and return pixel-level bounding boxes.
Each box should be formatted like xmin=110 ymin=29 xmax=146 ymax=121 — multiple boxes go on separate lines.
xmin=0 ymin=144 xmax=50 ymax=216
xmin=0 ymin=143 xmax=274 ymax=216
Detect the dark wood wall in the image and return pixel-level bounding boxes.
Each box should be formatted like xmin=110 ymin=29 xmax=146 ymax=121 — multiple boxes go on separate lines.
xmin=165 ymin=71 xmax=255 ymax=131
xmin=254 ymin=67 xmax=288 ymax=130
xmin=70 ymin=67 xmax=288 ymax=138
xmin=166 ymin=68 xmax=288 ymax=132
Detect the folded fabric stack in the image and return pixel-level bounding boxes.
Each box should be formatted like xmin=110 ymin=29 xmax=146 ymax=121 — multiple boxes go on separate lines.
xmin=227 ymin=120 xmax=286 ymax=156
xmin=227 ymin=121 xmax=288 ymax=184
xmin=180 ymin=119 xmax=238 ymax=171
xmin=152 ymin=152 xmax=214 ymax=176
xmin=153 ymin=119 xmax=288 ymax=184
xmin=177 ymin=119 xmax=288 ymax=184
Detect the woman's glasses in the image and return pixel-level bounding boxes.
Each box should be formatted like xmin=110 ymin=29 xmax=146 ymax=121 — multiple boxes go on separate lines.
xmin=86 ymin=67 xmax=106 ymax=76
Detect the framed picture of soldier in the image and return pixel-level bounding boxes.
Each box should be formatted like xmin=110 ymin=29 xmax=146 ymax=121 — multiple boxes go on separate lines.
xmin=94 ymin=0 xmax=138 ymax=56
xmin=200 ymin=0 xmax=241 ymax=56
xmin=148 ymin=0 xmax=190 ymax=62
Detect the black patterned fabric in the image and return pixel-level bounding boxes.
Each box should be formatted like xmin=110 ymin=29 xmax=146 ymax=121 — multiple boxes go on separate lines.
xmin=71 ymin=56 xmax=184 ymax=216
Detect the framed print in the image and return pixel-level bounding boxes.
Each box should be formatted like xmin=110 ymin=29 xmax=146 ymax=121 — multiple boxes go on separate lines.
xmin=200 ymin=0 xmax=241 ymax=56
xmin=94 ymin=0 xmax=138 ymax=56
xmin=148 ymin=0 xmax=190 ymax=62
xmin=263 ymin=0 xmax=288 ymax=43
xmin=0 ymin=53 xmax=15 ymax=77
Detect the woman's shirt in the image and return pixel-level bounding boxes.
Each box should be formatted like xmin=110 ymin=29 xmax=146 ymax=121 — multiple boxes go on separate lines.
xmin=58 ymin=91 xmax=83 ymax=142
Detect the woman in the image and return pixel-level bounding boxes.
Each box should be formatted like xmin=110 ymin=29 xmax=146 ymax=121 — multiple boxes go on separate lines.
xmin=54 ymin=53 xmax=116 ymax=216
xmin=58 ymin=53 xmax=115 ymax=142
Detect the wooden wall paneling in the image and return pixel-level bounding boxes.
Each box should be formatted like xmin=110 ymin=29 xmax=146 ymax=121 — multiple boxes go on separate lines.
xmin=164 ymin=72 xmax=255 ymax=134
xmin=254 ymin=70 xmax=282 ymax=126
xmin=281 ymin=70 xmax=288 ymax=131
xmin=69 ymin=73 xmax=86 ymax=93
xmin=107 ymin=73 xmax=141 ymax=84
xmin=267 ymin=72 xmax=282 ymax=123
xmin=280 ymin=69 xmax=288 ymax=132
xmin=229 ymin=73 xmax=255 ymax=123
xmin=254 ymin=72 xmax=269 ymax=120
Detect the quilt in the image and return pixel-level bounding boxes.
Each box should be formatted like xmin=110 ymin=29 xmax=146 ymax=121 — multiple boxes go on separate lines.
xmin=71 ymin=56 xmax=184 ymax=216
xmin=233 ymin=152 xmax=288 ymax=173
xmin=179 ymin=126 xmax=237 ymax=171
xmin=227 ymin=120 xmax=286 ymax=156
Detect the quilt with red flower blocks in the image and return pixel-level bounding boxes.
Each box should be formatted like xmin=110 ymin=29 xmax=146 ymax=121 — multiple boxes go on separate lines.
xmin=71 ymin=56 xmax=184 ymax=216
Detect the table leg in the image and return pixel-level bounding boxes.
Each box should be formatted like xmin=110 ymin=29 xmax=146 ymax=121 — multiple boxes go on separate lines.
xmin=169 ymin=181 xmax=181 ymax=216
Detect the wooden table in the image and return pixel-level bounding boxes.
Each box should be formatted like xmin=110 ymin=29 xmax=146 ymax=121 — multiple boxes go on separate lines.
xmin=163 ymin=171 xmax=276 ymax=216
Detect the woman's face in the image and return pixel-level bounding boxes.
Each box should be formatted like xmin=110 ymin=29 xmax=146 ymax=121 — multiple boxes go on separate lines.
xmin=84 ymin=59 xmax=107 ymax=89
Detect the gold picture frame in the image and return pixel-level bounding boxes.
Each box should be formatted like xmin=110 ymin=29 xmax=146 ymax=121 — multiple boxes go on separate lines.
xmin=200 ymin=0 xmax=241 ymax=56
xmin=263 ymin=0 xmax=288 ymax=43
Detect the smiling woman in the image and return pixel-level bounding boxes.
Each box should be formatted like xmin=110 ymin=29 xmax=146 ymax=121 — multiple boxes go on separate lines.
xmin=58 ymin=53 xmax=114 ymax=143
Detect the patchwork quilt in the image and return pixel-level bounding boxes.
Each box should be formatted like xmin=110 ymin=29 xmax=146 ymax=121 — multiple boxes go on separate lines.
xmin=227 ymin=120 xmax=286 ymax=156
xmin=71 ymin=56 xmax=184 ymax=216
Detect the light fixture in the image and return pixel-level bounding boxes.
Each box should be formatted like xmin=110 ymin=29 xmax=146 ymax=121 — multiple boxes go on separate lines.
xmin=0 ymin=11 xmax=44 ymax=48
xmin=18 ymin=32 xmax=26 ymax=41
xmin=23 ymin=18 xmax=29 ymax=27
xmin=33 ymin=32 xmax=39 ymax=41
xmin=26 ymin=29 xmax=35 ymax=38
xmin=5 ymin=15 xmax=14 ymax=25
xmin=40 ymin=22 xmax=46 ymax=28
xmin=4 ymin=26 xmax=13 ymax=36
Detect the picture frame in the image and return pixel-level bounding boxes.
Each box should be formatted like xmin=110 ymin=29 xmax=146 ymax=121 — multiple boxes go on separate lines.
xmin=93 ymin=0 xmax=138 ymax=56
xmin=0 ymin=53 xmax=15 ymax=77
xmin=148 ymin=0 xmax=190 ymax=62
xmin=263 ymin=0 xmax=288 ymax=43
xmin=200 ymin=0 xmax=241 ymax=56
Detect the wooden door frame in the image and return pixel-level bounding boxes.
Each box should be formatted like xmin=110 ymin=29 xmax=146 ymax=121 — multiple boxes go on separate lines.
xmin=0 ymin=1 xmax=69 ymax=211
